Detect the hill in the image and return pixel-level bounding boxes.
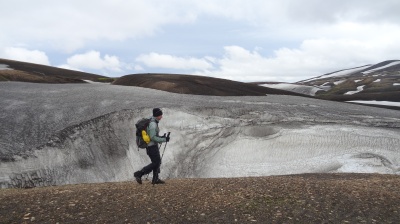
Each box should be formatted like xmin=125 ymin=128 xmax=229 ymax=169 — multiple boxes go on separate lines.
xmin=258 ymin=60 xmax=400 ymax=109
xmin=0 ymin=58 xmax=111 ymax=83
xmin=298 ymin=60 xmax=400 ymax=103
xmin=1 ymin=174 xmax=399 ymax=223
xmin=112 ymin=73 xmax=307 ymax=96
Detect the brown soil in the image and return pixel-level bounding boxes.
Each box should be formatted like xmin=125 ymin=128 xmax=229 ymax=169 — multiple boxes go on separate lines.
xmin=1 ymin=173 xmax=399 ymax=223
xmin=112 ymin=73 xmax=308 ymax=97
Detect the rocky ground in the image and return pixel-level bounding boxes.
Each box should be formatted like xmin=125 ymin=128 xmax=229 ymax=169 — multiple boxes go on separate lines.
xmin=1 ymin=173 xmax=399 ymax=223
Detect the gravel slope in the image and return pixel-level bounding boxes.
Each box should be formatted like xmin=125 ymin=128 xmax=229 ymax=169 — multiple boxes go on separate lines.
xmin=1 ymin=173 xmax=399 ymax=223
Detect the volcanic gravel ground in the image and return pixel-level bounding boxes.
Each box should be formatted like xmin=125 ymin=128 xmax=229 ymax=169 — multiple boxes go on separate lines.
xmin=1 ymin=173 xmax=399 ymax=223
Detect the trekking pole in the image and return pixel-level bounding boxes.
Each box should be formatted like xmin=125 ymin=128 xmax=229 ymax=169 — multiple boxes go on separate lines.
xmin=161 ymin=132 xmax=171 ymax=161
xmin=157 ymin=132 xmax=171 ymax=175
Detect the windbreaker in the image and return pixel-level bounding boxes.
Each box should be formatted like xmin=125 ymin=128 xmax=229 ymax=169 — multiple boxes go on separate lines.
xmin=146 ymin=116 xmax=166 ymax=147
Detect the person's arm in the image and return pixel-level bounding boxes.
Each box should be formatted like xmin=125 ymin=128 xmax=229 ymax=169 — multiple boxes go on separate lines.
xmin=147 ymin=122 xmax=166 ymax=143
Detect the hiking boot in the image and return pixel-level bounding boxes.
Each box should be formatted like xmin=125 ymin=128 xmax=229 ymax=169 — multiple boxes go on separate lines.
xmin=134 ymin=171 xmax=143 ymax=184
xmin=152 ymin=178 xmax=165 ymax=185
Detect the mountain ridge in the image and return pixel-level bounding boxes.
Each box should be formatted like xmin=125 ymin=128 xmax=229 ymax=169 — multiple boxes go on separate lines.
xmin=260 ymin=60 xmax=400 ymax=109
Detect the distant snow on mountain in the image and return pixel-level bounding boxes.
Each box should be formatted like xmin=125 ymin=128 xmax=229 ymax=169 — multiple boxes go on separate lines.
xmin=262 ymin=60 xmax=400 ymax=109
xmin=362 ymin=61 xmax=400 ymax=74
xmin=259 ymin=83 xmax=323 ymax=96
xmin=300 ymin=65 xmax=371 ymax=83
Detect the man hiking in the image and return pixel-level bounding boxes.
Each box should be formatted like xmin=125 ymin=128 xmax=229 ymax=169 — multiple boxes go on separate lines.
xmin=134 ymin=108 xmax=170 ymax=184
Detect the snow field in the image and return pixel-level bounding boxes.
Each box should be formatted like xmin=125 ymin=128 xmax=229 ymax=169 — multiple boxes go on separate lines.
xmin=1 ymin=82 xmax=400 ymax=188
xmin=202 ymin=125 xmax=400 ymax=177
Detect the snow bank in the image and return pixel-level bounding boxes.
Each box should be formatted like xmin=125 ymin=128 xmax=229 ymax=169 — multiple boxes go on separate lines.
xmin=1 ymin=108 xmax=400 ymax=188
xmin=347 ymin=100 xmax=400 ymax=107
xmin=0 ymin=64 xmax=12 ymax=70
xmin=205 ymin=125 xmax=400 ymax=177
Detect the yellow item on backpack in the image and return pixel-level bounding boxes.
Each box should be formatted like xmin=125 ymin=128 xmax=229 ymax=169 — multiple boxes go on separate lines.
xmin=142 ymin=130 xmax=151 ymax=143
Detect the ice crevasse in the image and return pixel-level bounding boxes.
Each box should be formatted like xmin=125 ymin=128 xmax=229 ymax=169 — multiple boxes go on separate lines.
xmin=1 ymin=108 xmax=399 ymax=188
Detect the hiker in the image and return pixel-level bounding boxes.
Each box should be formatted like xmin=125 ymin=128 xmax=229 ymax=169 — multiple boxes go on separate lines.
xmin=134 ymin=108 xmax=170 ymax=184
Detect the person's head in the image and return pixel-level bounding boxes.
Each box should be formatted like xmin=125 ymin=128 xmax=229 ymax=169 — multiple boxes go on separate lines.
xmin=153 ymin=108 xmax=163 ymax=120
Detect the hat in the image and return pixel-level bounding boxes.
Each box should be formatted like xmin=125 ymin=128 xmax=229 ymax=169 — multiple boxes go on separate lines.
xmin=153 ymin=108 xmax=163 ymax=117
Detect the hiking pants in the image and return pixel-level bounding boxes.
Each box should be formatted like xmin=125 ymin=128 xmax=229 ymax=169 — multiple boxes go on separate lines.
xmin=142 ymin=145 xmax=161 ymax=177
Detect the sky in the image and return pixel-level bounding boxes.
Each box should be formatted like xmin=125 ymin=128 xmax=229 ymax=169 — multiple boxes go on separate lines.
xmin=1 ymin=0 xmax=400 ymax=83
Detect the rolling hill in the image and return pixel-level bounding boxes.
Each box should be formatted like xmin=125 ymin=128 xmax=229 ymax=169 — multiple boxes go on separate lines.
xmin=0 ymin=58 xmax=111 ymax=83
xmin=1 ymin=58 xmax=308 ymax=97
xmin=112 ymin=73 xmax=307 ymax=96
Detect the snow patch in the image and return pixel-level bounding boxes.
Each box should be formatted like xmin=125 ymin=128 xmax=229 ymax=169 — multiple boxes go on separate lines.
xmin=373 ymin=79 xmax=381 ymax=83
xmin=354 ymin=79 xmax=362 ymax=83
xmin=344 ymin=85 xmax=365 ymax=95
xmin=260 ymin=83 xmax=324 ymax=96
xmin=394 ymin=83 xmax=400 ymax=86
xmin=83 ymin=80 xmax=110 ymax=84
xmin=334 ymin=80 xmax=346 ymax=85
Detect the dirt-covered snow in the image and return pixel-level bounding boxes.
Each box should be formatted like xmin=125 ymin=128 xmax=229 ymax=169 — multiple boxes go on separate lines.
xmin=1 ymin=82 xmax=400 ymax=188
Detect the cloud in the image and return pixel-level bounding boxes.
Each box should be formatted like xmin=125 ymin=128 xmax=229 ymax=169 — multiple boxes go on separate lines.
xmin=0 ymin=47 xmax=50 ymax=65
xmin=134 ymin=65 xmax=145 ymax=71
xmin=66 ymin=51 xmax=122 ymax=72
xmin=1 ymin=1 xmax=400 ymax=81
xmin=136 ymin=52 xmax=214 ymax=70
xmin=194 ymin=35 xmax=400 ymax=82
xmin=0 ymin=1 xmax=198 ymax=52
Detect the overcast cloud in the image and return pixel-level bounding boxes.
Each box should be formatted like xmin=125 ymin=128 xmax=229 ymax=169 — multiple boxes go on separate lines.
xmin=1 ymin=0 xmax=399 ymax=82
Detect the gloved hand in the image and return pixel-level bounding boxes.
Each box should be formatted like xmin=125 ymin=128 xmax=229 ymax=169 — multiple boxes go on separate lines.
xmin=165 ymin=136 xmax=170 ymax=142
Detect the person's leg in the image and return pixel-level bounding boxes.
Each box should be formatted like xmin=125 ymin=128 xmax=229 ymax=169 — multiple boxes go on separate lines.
xmin=134 ymin=145 xmax=160 ymax=184
xmin=150 ymin=153 xmax=165 ymax=184
xmin=147 ymin=146 xmax=163 ymax=184
xmin=144 ymin=145 xmax=165 ymax=184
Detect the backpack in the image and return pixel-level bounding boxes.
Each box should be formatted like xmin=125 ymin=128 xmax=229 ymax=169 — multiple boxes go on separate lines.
xmin=135 ymin=118 xmax=152 ymax=149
